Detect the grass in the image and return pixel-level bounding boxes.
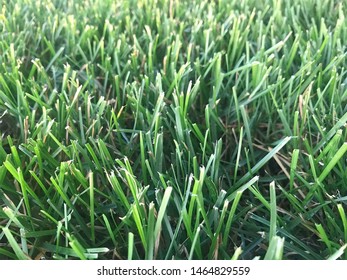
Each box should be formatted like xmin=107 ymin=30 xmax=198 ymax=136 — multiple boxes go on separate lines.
xmin=0 ymin=0 xmax=347 ymax=260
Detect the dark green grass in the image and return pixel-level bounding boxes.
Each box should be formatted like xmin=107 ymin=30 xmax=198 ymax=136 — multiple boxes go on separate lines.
xmin=0 ymin=0 xmax=347 ymax=260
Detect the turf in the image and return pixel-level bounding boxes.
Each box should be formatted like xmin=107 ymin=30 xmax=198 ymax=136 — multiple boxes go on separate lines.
xmin=0 ymin=0 xmax=347 ymax=260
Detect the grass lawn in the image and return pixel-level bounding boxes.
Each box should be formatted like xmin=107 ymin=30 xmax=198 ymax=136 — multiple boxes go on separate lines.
xmin=0 ymin=0 xmax=347 ymax=260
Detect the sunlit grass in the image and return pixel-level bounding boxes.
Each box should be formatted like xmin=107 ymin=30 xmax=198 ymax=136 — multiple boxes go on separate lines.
xmin=0 ymin=0 xmax=347 ymax=260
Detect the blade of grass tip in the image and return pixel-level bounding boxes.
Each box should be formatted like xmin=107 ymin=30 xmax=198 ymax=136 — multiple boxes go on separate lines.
xmin=214 ymin=189 xmax=227 ymax=209
xmin=18 ymin=167 xmax=45 ymax=215
xmin=56 ymin=221 xmax=63 ymax=259
xmin=140 ymin=131 xmax=148 ymax=185
xmin=327 ymin=244 xmax=347 ymax=260
xmin=316 ymin=129 xmax=342 ymax=162
xmin=20 ymin=228 xmax=28 ymax=255
xmin=208 ymin=200 xmax=229 ymax=259
xmin=269 ymin=181 xmax=277 ymax=241
xmin=102 ymin=214 xmax=117 ymax=247
xmin=7 ymin=137 xmax=20 ymax=166
xmin=293 ymin=111 xmax=299 ymax=148
xmin=231 ymin=247 xmax=243 ymax=260
xmin=67 ymin=233 xmax=87 ymax=260
xmin=235 ymin=137 xmax=291 ymax=188
xmin=40 ymin=210 xmax=59 ymax=225
xmin=50 ymin=177 xmax=73 ymax=209
xmin=106 ymin=171 xmax=131 ymax=210
xmin=289 ymin=149 xmax=299 ymax=192
xmin=0 ymin=190 xmax=16 ymax=214
xmin=211 ymin=139 xmax=222 ymax=184
xmin=233 ymin=126 xmax=244 ymax=186
xmin=316 ymin=224 xmax=332 ymax=254
xmin=226 ymin=176 xmax=259 ymax=201
xmin=222 ymin=191 xmax=243 ymax=248
xmin=165 ymin=175 xmax=194 ymax=260
xmin=154 ymin=132 xmax=163 ymax=173
xmin=318 ymin=143 xmax=347 ymax=183
xmin=277 ymin=109 xmax=292 ymax=136
xmin=313 ymin=111 xmax=347 ymax=154
xmin=154 ymin=187 xmax=172 ymax=248
xmin=249 ymin=186 xmax=271 ymax=210
xmin=46 ymin=46 xmax=65 ymax=71
xmin=86 ymin=248 xmax=110 ymax=254
xmin=3 ymin=158 xmax=20 ymax=183
xmin=64 ymin=204 xmax=69 ymax=255
xmin=264 ymin=236 xmax=285 ymax=260
xmin=240 ymin=105 xmax=255 ymax=162
xmin=146 ymin=202 xmax=155 ymax=260
xmin=131 ymin=200 xmax=147 ymax=250
xmin=128 ymin=232 xmax=134 ymax=260
xmin=3 ymin=207 xmax=25 ymax=229
xmin=1 ymin=227 xmax=30 ymax=260
xmin=78 ymin=107 xmax=86 ymax=144
xmin=85 ymin=143 xmax=102 ymax=171
xmin=308 ymin=154 xmax=318 ymax=182
xmin=188 ymin=225 xmax=201 ymax=260
xmin=337 ymin=204 xmax=347 ymax=251
xmin=193 ymin=169 xmax=214 ymax=240
xmin=89 ymin=171 xmax=95 ymax=245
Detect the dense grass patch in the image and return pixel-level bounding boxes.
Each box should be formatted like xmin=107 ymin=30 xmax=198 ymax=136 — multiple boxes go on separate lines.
xmin=0 ymin=0 xmax=347 ymax=260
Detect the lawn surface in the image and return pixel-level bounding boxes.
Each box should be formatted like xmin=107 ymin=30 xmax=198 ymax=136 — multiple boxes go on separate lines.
xmin=0 ymin=0 xmax=347 ymax=260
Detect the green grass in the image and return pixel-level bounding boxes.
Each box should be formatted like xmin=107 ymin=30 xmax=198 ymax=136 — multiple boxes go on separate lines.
xmin=0 ymin=0 xmax=347 ymax=260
